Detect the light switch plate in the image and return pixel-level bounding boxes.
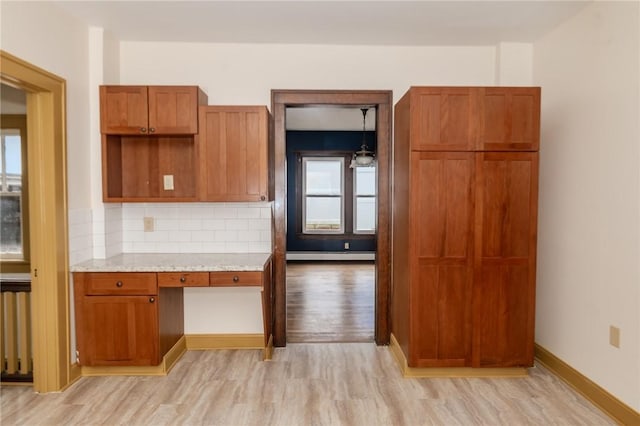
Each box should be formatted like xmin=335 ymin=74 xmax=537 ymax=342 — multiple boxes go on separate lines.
xmin=609 ymin=325 xmax=620 ymax=348
xmin=163 ymin=175 xmax=174 ymax=190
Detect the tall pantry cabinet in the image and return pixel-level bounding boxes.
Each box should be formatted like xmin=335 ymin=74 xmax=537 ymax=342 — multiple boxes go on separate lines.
xmin=392 ymin=86 xmax=540 ymax=369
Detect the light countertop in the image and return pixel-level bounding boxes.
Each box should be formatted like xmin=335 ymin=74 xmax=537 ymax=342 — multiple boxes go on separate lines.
xmin=70 ymin=253 xmax=272 ymax=273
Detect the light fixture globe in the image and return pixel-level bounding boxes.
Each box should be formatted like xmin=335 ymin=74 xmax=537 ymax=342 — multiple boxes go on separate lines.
xmin=352 ymin=107 xmax=375 ymax=168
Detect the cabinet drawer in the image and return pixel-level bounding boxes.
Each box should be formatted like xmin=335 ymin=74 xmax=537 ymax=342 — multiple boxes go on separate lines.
xmin=209 ymin=271 xmax=263 ymax=287
xmin=82 ymin=273 xmax=157 ymax=295
xmin=158 ymin=272 xmax=209 ymax=287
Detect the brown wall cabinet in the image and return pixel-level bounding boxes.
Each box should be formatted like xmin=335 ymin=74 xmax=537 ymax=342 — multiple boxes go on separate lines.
xmin=392 ymin=86 xmax=540 ymax=369
xmin=100 ymin=85 xmax=208 ymax=202
xmin=198 ymin=106 xmax=271 ymax=202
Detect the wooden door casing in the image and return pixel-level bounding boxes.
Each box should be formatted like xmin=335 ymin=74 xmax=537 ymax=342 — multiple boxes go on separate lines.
xmin=473 ymin=152 xmax=538 ymax=367
xmin=409 ymin=152 xmax=474 ymax=367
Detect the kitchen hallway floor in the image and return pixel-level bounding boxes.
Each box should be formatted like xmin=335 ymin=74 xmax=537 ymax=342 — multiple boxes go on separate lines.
xmin=1 ymin=343 xmax=613 ymax=425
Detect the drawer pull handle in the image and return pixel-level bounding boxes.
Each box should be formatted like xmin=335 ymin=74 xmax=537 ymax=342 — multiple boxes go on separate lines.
xmin=233 ymin=275 xmax=240 ymax=283
xmin=116 ymin=281 xmax=123 ymax=287
xmin=149 ymin=297 xmax=155 ymax=303
xmin=179 ymin=276 xmax=186 ymax=283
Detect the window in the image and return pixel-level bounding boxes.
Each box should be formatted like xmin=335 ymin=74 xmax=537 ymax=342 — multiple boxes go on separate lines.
xmin=354 ymin=165 xmax=376 ymax=233
xmin=296 ymin=152 xmax=377 ymax=237
xmin=302 ymin=157 xmax=344 ymax=233
xmin=0 ymin=115 xmax=28 ymax=263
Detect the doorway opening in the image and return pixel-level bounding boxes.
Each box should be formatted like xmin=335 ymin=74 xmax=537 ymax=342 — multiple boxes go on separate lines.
xmin=271 ymin=90 xmax=392 ymax=347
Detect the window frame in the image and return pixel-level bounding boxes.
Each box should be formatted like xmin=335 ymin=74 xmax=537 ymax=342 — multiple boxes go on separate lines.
xmin=0 ymin=114 xmax=29 ymax=270
xmin=295 ymin=151 xmax=377 ymax=239
xmin=301 ymin=155 xmax=345 ymax=234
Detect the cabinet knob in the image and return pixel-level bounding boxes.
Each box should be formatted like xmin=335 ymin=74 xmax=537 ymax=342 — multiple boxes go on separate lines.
xmin=140 ymin=127 xmax=147 ymax=133
xmin=233 ymin=275 xmax=240 ymax=283
xmin=260 ymin=195 xmax=266 ymax=201
xmin=149 ymin=297 xmax=155 ymax=303
xmin=116 ymin=281 xmax=123 ymax=287
xmin=149 ymin=127 xmax=156 ymax=133
xmin=179 ymin=275 xmax=186 ymax=283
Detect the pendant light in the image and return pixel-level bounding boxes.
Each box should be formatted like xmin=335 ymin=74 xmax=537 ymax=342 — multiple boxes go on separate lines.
xmin=351 ymin=108 xmax=375 ymax=168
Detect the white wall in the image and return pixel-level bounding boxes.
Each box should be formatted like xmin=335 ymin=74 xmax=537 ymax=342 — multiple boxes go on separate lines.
xmin=534 ymin=1 xmax=640 ymax=411
xmin=120 ymin=42 xmax=496 ymax=105
xmin=1 ymin=1 xmax=91 ymax=212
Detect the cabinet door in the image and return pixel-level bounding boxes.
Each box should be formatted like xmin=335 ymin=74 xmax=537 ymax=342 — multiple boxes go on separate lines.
xmin=199 ymin=106 xmax=269 ymax=201
xmin=148 ymin=86 xmax=200 ymax=134
xmin=100 ymin=86 xmax=149 ymax=134
xmin=473 ymin=152 xmax=538 ymax=367
xmin=477 ymin=87 xmax=540 ymax=151
xmin=409 ymin=87 xmax=477 ymax=151
xmin=78 ymin=295 xmax=160 ymax=366
xmin=409 ymin=152 xmax=474 ymax=367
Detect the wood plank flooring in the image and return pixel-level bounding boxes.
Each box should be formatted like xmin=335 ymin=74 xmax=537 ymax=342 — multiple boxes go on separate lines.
xmin=0 ymin=344 xmax=613 ymax=425
xmin=286 ymin=262 xmax=375 ymax=343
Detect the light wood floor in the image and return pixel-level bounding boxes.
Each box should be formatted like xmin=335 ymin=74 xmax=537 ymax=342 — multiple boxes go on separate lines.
xmin=1 ymin=344 xmax=613 ymax=425
xmin=286 ymin=262 xmax=375 ymax=343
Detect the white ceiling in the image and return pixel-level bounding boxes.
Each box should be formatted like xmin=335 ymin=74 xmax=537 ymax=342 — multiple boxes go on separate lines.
xmin=52 ymin=0 xmax=590 ymax=46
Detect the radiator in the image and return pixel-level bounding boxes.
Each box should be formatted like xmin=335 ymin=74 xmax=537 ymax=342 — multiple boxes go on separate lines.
xmin=1 ymin=277 xmax=33 ymax=383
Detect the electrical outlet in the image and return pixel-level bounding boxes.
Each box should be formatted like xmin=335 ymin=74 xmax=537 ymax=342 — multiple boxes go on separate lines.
xmin=344 ymin=242 xmax=350 ymax=250
xmin=163 ymin=174 xmax=174 ymax=190
xmin=143 ymin=217 xmax=154 ymax=232
xmin=609 ymin=326 xmax=620 ymax=348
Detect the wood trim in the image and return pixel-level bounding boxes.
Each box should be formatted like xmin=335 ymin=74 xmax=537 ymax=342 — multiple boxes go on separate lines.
xmin=1 ymin=50 xmax=69 ymax=393
xmin=80 ymin=336 xmax=187 ymax=377
xmin=185 ymin=333 xmax=265 ymax=350
xmin=535 ymin=343 xmax=640 ymax=425
xmin=271 ymin=89 xmax=392 ymax=347
xmin=390 ymin=334 xmax=527 ymax=378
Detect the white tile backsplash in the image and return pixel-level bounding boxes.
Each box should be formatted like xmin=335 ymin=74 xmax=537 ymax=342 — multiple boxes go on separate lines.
xmin=120 ymin=202 xmax=272 ymax=253
xmin=68 ymin=208 xmax=93 ymax=265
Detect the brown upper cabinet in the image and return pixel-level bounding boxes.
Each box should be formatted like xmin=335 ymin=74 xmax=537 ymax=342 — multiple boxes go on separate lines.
xmin=198 ymin=106 xmax=271 ymax=202
xmin=100 ymin=86 xmax=207 ymax=135
xmin=477 ymin=87 xmax=540 ymax=151
xmin=100 ymin=85 xmax=208 ymax=202
xmin=400 ymin=86 xmax=478 ymax=151
xmin=398 ymin=86 xmax=540 ymax=152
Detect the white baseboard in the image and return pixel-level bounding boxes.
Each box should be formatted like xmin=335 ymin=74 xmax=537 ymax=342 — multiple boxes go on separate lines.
xmin=286 ymin=252 xmax=375 ymax=261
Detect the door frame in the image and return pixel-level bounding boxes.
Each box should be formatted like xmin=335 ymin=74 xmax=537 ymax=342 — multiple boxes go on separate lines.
xmin=271 ymin=89 xmax=393 ymax=346
xmin=1 ymin=50 xmax=70 ymax=392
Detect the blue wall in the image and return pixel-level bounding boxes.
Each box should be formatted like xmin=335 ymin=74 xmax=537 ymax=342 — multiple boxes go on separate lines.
xmin=286 ymin=130 xmax=376 ymax=252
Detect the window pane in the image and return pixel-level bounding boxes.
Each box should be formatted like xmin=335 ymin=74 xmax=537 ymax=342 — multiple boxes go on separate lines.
xmin=5 ymin=135 xmax=22 ymax=175
xmin=305 ymin=159 xmax=342 ymax=195
xmin=1 ymin=195 xmax=22 ymax=255
xmin=355 ymin=166 xmax=376 ymax=196
xmin=1 ymin=132 xmax=24 ymax=258
xmin=355 ymin=197 xmax=376 ymax=232
xmin=305 ymin=197 xmax=342 ymax=232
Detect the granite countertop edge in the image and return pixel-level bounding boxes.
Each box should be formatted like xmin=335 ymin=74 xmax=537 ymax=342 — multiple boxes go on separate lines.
xmin=69 ymin=253 xmax=272 ymax=273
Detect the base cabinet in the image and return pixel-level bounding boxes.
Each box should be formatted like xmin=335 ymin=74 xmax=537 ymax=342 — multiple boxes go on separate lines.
xmin=392 ymin=86 xmax=540 ymax=369
xmin=78 ymin=295 xmax=160 ymax=366
xmin=73 ymin=272 xmax=183 ymax=367
xmin=73 ymin=260 xmax=273 ymax=367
